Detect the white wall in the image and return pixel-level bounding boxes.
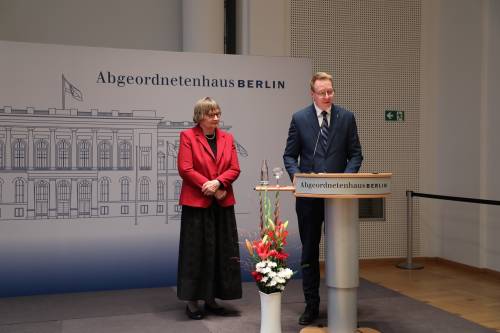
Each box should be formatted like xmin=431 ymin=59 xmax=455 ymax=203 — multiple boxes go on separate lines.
xmin=0 ymin=0 xmax=181 ymax=51
xmin=421 ymin=0 xmax=500 ymax=270
xmin=482 ymin=0 xmax=500 ymax=272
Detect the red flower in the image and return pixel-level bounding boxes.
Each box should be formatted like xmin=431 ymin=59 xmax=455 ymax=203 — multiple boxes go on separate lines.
xmin=251 ymin=271 xmax=263 ymax=282
xmin=254 ymin=240 xmax=271 ymax=260
xmin=275 ymin=251 xmax=289 ymax=260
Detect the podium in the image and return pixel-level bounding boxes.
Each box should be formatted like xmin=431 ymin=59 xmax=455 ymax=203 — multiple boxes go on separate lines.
xmin=295 ymin=173 xmax=391 ymax=333
xmin=258 ymin=173 xmax=391 ymax=333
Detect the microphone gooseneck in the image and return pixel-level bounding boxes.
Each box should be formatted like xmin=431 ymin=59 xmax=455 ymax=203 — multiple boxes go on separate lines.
xmin=311 ymin=122 xmax=323 ymax=173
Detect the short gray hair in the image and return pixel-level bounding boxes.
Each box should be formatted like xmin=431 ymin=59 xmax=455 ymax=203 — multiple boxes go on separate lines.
xmin=193 ymin=97 xmax=220 ymax=123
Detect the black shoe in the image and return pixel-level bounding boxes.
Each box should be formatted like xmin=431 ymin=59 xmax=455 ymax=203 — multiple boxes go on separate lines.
xmin=204 ymin=303 xmax=233 ymax=316
xmin=298 ymin=305 xmax=319 ymax=325
xmin=185 ymin=305 xmax=203 ymax=320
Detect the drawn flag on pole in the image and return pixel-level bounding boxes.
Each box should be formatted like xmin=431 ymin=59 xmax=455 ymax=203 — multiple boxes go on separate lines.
xmin=166 ymin=141 xmax=178 ymax=157
xmin=234 ymin=140 xmax=248 ymax=157
xmin=63 ymin=75 xmax=83 ymax=101
xmin=62 ymin=74 xmax=83 ymax=109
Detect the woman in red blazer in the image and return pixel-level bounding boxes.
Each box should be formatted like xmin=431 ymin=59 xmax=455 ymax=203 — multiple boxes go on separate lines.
xmin=177 ymin=97 xmax=242 ymax=320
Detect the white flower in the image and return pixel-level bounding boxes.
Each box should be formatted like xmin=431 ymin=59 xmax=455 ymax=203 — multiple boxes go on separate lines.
xmin=256 ymin=261 xmax=266 ymax=269
xmin=278 ymin=268 xmax=293 ymax=280
xmin=278 ymin=268 xmax=293 ymax=279
xmin=267 ymin=279 xmax=277 ymax=287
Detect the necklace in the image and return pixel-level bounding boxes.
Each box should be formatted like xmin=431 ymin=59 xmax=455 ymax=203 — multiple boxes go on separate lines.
xmin=205 ymin=132 xmax=216 ymax=140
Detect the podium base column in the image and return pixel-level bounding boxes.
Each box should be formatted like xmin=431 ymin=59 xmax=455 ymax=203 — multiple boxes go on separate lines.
xmin=299 ymin=199 xmax=382 ymax=333
xmin=328 ymin=287 xmax=357 ymax=332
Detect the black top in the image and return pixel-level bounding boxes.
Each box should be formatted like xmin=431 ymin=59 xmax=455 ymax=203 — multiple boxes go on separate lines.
xmin=206 ymin=133 xmax=217 ymax=156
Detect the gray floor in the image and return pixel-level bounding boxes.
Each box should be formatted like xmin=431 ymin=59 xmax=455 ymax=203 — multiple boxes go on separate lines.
xmin=0 ymin=279 xmax=495 ymax=333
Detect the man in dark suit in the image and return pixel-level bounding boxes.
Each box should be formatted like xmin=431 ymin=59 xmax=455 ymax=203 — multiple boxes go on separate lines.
xmin=283 ymin=72 xmax=363 ymax=325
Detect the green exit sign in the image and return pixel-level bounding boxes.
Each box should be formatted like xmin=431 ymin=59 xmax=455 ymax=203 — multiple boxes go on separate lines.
xmin=385 ymin=110 xmax=405 ymax=121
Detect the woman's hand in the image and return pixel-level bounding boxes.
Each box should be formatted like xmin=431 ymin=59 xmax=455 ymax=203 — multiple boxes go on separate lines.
xmin=214 ymin=189 xmax=227 ymax=200
xmin=202 ymin=179 xmax=220 ymax=196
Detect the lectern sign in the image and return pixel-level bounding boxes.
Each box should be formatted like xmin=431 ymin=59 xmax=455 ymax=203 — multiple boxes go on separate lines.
xmin=294 ymin=173 xmax=391 ymax=198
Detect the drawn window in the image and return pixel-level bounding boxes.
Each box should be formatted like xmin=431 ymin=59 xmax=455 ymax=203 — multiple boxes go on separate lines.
xmin=158 ymin=152 xmax=166 ymax=170
xmin=98 ymin=141 xmax=112 ymax=170
xmin=35 ymin=140 xmax=49 ymax=169
xmin=56 ymin=140 xmax=71 ymax=169
xmin=14 ymin=208 xmax=24 ymax=217
xmin=13 ymin=139 xmax=26 ymax=169
xmin=78 ymin=140 xmax=91 ymax=169
xmin=15 ymin=178 xmax=25 ymax=203
xmin=157 ymin=181 xmax=165 ymax=201
xmin=139 ymin=177 xmax=149 ymax=201
xmin=57 ymin=181 xmax=71 ymax=201
xmin=57 ymin=180 xmax=71 ymax=217
xmin=140 ymin=147 xmax=152 ymax=170
xmin=79 ymin=181 xmax=92 ymax=199
xmin=36 ymin=181 xmax=49 ymax=199
xmin=100 ymin=206 xmax=109 ymax=215
xmin=78 ymin=181 xmax=92 ymax=217
xmin=119 ymin=141 xmax=132 ymax=169
xmin=174 ymin=180 xmax=182 ymax=200
xmin=100 ymin=178 xmax=110 ymax=202
xmin=0 ymin=141 xmax=4 ymax=169
xmin=120 ymin=177 xmax=129 ymax=201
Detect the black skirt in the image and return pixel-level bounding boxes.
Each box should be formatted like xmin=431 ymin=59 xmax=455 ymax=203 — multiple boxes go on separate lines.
xmin=177 ymin=203 xmax=242 ymax=301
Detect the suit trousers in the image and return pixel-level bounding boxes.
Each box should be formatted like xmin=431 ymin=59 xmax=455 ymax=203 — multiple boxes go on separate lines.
xmin=296 ymin=197 xmax=324 ymax=307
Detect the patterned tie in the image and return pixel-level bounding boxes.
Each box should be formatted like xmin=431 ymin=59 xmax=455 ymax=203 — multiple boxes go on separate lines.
xmin=320 ymin=111 xmax=329 ymax=152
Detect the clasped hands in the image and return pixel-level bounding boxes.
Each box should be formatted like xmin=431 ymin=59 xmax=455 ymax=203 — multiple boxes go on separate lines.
xmin=202 ymin=179 xmax=227 ymax=200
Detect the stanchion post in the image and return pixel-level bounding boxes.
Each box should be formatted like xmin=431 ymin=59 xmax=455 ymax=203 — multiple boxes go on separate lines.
xmin=397 ymin=191 xmax=424 ymax=270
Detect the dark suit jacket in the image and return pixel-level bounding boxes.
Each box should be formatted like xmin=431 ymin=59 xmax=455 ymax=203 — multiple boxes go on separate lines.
xmin=283 ymin=104 xmax=363 ymax=180
xmin=177 ymin=126 xmax=240 ymax=208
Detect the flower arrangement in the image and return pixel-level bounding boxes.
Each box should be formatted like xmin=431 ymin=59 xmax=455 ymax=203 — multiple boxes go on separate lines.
xmin=246 ymin=189 xmax=294 ymax=294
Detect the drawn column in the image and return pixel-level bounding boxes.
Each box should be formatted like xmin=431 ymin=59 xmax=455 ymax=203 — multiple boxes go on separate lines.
xmin=71 ymin=129 xmax=77 ymax=169
xmin=112 ymin=130 xmax=118 ymax=170
xmin=27 ymin=179 xmax=35 ymax=218
xmin=49 ymin=178 xmax=56 ymax=218
xmin=28 ymin=128 xmax=34 ymax=170
xmin=92 ymin=129 xmax=98 ymax=170
xmin=27 ymin=128 xmax=35 ymax=218
xmin=91 ymin=177 xmax=98 ymax=216
xmin=49 ymin=128 xmax=56 ymax=170
xmin=70 ymin=178 xmax=78 ymax=218
xmin=5 ymin=128 xmax=11 ymax=170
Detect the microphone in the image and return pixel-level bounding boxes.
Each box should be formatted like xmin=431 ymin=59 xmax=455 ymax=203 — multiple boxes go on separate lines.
xmin=311 ymin=122 xmax=323 ymax=173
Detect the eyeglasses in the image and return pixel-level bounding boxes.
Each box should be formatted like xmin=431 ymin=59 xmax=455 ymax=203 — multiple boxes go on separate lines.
xmin=314 ymin=90 xmax=335 ymax=98
xmin=206 ymin=111 xmax=222 ymax=119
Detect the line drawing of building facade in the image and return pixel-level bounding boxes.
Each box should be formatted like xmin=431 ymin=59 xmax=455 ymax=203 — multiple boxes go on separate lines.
xmin=0 ymin=106 xmax=247 ymax=222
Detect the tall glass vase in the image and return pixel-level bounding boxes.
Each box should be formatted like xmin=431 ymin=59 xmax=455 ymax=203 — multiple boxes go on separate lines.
xmin=259 ymin=291 xmax=282 ymax=333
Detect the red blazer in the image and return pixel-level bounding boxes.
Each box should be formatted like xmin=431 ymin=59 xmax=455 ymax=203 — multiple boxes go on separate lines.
xmin=177 ymin=126 xmax=240 ymax=208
